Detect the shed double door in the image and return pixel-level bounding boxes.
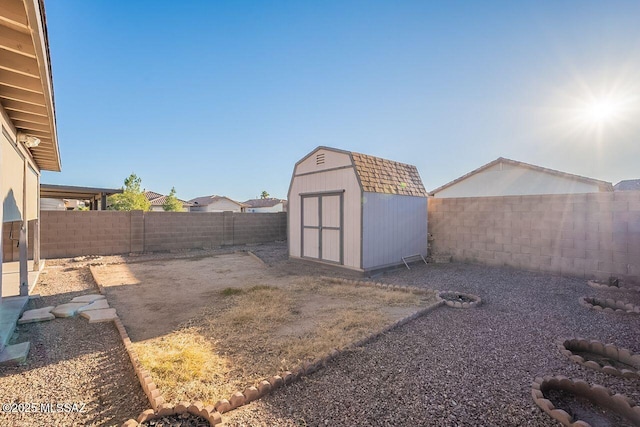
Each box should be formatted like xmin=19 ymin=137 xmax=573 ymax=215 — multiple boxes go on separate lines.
xmin=301 ymin=192 xmax=343 ymax=264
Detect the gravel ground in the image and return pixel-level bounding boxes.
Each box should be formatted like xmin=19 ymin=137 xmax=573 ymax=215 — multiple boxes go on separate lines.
xmin=224 ymin=260 xmax=640 ymax=427
xmin=4 ymin=244 xmax=638 ymax=426
xmin=0 ymin=262 xmax=148 ymax=426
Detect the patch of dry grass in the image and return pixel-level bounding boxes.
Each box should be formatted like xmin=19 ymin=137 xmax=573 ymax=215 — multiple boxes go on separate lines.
xmin=132 ymin=328 xmax=231 ymax=403
xmin=134 ymin=277 xmax=437 ymax=404
xmin=292 ymin=277 xmax=426 ymax=306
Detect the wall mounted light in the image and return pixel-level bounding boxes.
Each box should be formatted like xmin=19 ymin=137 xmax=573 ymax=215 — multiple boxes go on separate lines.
xmin=17 ymin=131 xmax=41 ymax=148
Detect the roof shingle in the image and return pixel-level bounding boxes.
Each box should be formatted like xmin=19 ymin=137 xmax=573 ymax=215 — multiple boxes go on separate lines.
xmin=350 ymin=152 xmax=427 ymax=197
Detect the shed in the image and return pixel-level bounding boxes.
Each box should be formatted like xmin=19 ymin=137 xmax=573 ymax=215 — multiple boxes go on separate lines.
xmin=288 ymin=146 xmax=428 ymax=273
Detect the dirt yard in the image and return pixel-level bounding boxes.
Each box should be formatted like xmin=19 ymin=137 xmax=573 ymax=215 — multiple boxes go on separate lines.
xmin=91 ymin=252 xmax=437 ymax=404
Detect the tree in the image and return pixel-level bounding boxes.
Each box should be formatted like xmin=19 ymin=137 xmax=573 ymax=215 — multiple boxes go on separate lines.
xmin=163 ymin=187 xmax=183 ymax=212
xmin=260 ymin=191 xmax=270 ymax=199
xmin=108 ymin=173 xmax=151 ymax=211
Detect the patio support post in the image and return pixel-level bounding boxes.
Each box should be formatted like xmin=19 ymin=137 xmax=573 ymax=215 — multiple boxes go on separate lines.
xmin=33 ymin=219 xmax=40 ymax=270
xmin=19 ymin=225 xmax=27 ymax=296
xmin=19 ymin=158 xmax=27 ymax=296
xmin=0 ymin=136 xmax=3 ymax=302
xmin=101 ymin=193 xmax=107 ymax=210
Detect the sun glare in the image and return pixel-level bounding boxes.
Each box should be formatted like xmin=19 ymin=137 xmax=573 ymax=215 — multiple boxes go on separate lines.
xmin=584 ymin=98 xmax=620 ymax=123
xmin=568 ymin=88 xmax=637 ymax=134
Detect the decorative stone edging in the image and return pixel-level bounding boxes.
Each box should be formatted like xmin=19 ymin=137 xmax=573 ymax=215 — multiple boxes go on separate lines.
xmin=587 ymin=280 xmax=640 ymax=292
xmin=122 ymin=402 xmax=222 ymax=426
xmin=115 ymin=275 xmax=443 ymax=426
xmin=556 ymin=338 xmax=640 ymax=379
xmin=531 ymin=375 xmax=640 ymax=426
xmin=246 ymin=250 xmax=267 ymax=266
xmin=579 ymin=296 xmax=640 ymax=314
xmin=436 ymin=291 xmax=482 ymax=308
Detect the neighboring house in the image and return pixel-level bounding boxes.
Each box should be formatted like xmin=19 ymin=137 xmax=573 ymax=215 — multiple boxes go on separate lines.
xmin=288 ymin=146 xmax=428 ymax=273
xmin=188 ymin=195 xmax=248 ymax=212
xmin=40 ymin=198 xmax=65 ymax=211
xmin=243 ymin=198 xmax=287 ymax=213
xmin=614 ymin=179 xmax=640 ymax=191
xmin=144 ymin=190 xmax=192 ymax=212
xmin=430 ymin=157 xmax=613 ymax=198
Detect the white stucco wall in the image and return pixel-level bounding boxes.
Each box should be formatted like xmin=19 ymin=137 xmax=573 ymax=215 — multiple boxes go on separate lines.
xmin=246 ymin=203 xmax=284 ymax=213
xmin=1 ymin=105 xmax=40 ymax=223
xmin=190 ymin=198 xmax=244 ymax=212
xmin=434 ymin=162 xmax=603 ymax=198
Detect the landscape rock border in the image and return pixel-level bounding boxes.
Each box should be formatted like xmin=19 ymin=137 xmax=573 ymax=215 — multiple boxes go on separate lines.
xmin=119 ymin=276 xmax=444 ymax=426
xmin=579 ymin=296 xmax=640 ymax=314
xmin=436 ymin=290 xmax=482 ymax=308
xmin=587 ymin=280 xmax=640 ymax=292
xmin=557 ymin=338 xmax=640 ymax=379
xmin=531 ymin=375 xmax=640 ymax=426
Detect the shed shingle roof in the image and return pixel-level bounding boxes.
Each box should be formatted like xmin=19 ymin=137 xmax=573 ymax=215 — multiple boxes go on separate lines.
xmin=350 ymin=152 xmax=427 ymax=197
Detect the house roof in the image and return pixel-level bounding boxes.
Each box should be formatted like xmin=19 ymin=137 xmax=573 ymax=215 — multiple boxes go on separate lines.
xmin=188 ymin=195 xmax=248 ymax=207
xmin=614 ymin=179 xmax=640 ymax=191
xmin=243 ymin=198 xmax=286 ymax=208
xmin=0 ymin=0 xmax=61 ymax=171
xmin=430 ymin=157 xmax=614 ymax=195
xmin=144 ymin=190 xmax=191 ymax=207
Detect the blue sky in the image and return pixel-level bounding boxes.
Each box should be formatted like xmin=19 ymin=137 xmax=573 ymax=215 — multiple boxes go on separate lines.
xmin=41 ymin=1 xmax=640 ymax=201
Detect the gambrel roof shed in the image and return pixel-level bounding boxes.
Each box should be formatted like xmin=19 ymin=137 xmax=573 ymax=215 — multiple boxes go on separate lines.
xmin=288 ymin=147 xmax=428 ymax=273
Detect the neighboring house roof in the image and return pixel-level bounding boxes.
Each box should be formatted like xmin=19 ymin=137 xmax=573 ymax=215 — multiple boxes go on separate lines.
xmin=430 ymin=157 xmax=614 ymax=196
xmin=614 ymin=179 xmax=640 ymax=191
xmin=144 ymin=190 xmax=191 ymax=207
xmin=0 ymin=0 xmax=61 ymax=171
xmin=188 ymin=195 xmax=248 ymax=207
xmin=243 ymin=198 xmax=286 ymax=208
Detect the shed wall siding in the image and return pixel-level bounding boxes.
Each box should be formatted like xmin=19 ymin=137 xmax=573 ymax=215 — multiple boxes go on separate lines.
xmin=295 ymin=148 xmax=352 ymax=175
xmin=362 ymin=193 xmax=427 ymax=270
xmin=288 ymin=167 xmax=361 ymax=269
xmin=435 ymin=163 xmax=602 ymax=198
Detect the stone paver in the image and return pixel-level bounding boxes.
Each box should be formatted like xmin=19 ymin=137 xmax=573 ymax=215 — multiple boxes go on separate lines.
xmin=52 ymin=302 xmax=90 ymax=318
xmin=18 ymin=306 xmax=55 ymax=324
xmin=70 ymin=294 xmax=105 ymax=304
xmin=80 ymin=308 xmax=117 ymax=323
xmin=77 ymin=299 xmax=110 ymax=312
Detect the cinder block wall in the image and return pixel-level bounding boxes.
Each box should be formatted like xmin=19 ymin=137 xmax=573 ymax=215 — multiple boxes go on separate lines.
xmin=428 ymin=192 xmax=640 ymax=283
xmin=39 ymin=211 xmax=287 ymax=258
xmin=41 ymin=211 xmax=131 ymax=258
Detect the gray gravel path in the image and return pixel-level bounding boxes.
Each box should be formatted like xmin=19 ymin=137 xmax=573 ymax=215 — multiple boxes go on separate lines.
xmin=0 ymin=263 xmax=148 ymax=426
xmin=224 ymin=261 xmax=640 ymax=426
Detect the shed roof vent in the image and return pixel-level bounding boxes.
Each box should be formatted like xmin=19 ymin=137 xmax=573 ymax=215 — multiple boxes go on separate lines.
xmin=316 ymin=153 xmax=325 ymax=165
